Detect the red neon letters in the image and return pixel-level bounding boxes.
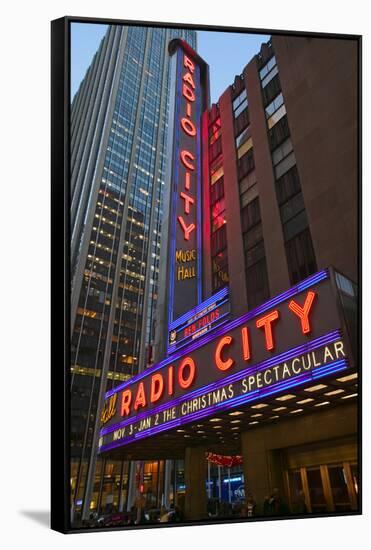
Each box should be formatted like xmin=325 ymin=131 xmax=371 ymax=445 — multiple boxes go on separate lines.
xmin=117 ymin=291 xmax=317 ymax=417
xmin=180 ymin=150 xmax=195 ymax=171
xmin=182 ymin=83 xmax=195 ymax=102
xmin=289 ymin=291 xmax=316 ymax=334
xmin=177 ymin=216 xmax=196 ymax=241
xmin=215 ymin=336 xmax=235 ymax=371
xmin=241 ymin=327 xmax=250 ymax=361
xmin=178 ymin=357 xmax=196 ymax=389
xmin=134 ymin=382 xmax=146 ymax=410
xmin=120 ymin=389 xmax=132 ymax=416
xmin=177 ymin=53 xmax=197 ymax=242
xmin=150 ymin=373 xmax=164 ymax=404
xmin=184 ymin=54 xmax=195 ymax=72
xmin=168 ymin=365 xmax=174 ymax=396
xmin=256 ymin=310 xmax=280 ymax=351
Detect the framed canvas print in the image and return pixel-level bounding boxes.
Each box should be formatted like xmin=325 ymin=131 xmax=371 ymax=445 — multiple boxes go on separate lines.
xmin=51 ymin=16 xmax=361 ymax=533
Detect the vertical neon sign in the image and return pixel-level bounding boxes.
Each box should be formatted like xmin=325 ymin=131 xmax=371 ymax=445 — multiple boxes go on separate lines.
xmin=168 ymin=42 xmax=205 ymax=323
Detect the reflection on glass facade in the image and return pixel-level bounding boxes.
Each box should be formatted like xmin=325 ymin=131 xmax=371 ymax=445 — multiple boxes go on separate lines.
xmin=70 ymin=24 xmax=196 ymax=524
xmin=206 ymin=463 xmax=245 ymax=517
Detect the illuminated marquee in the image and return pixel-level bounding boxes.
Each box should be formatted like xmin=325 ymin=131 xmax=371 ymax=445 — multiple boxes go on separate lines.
xmin=98 ymin=270 xmax=354 ymax=454
xmin=168 ymin=286 xmax=230 ymax=353
xmin=167 ymin=41 xmax=207 ymax=322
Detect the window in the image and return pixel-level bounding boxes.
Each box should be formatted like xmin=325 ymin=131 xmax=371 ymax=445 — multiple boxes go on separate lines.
xmin=209 ymin=117 xmax=228 ymax=292
xmin=261 ymin=64 xmax=279 ymax=88
xmin=237 ymin=136 xmax=253 ymax=159
xmin=212 ymin=248 xmax=229 ymax=291
xmin=280 ymin=192 xmax=305 ymax=225
xmin=275 ymin=151 xmax=296 ymax=179
xmin=234 ymin=108 xmax=250 ymax=136
xmin=243 ymin=223 xmax=264 ymax=253
xmin=209 ymin=137 xmax=222 ymax=163
xmin=240 ymin=179 xmax=258 ymax=208
xmin=209 ymin=117 xmax=221 ymax=145
xmin=210 ymin=155 xmax=224 ymax=185
xmin=238 ymin=148 xmax=255 ymax=180
xmin=283 ymin=209 xmax=309 ymax=241
xmin=241 ymin=197 xmax=261 ymax=231
xmin=285 ymin=229 xmax=317 ymax=284
xmin=276 ymin=165 xmax=301 ymax=204
xmin=268 ymin=115 xmax=290 ymax=150
xmin=268 ymin=108 xmax=317 ymax=287
xmin=211 ymin=224 xmax=227 ymax=255
xmin=260 ymin=56 xmax=279 ymax=88
xmin=262 ymin=74 xmax=281 ymax=106
xmin=265 ymin=92 xmax=284 ymax=118
xmin=233 ymin=88 xmax=248 ymax=118
xmin=267 ymin=103 xmax=286 ymax=129
xmin=272 ymin=138 xmax=293 ymax=166
xmin=211 ymin=197 xmax=226 ymax=232
xmin=239 ymin=171 xmax=257 ymax=196
xmin=245 ymin=240 xmax=266 ymax=267
xmin=235 ymin=125 xmax=251 ymax=149
xmin=276 ymin=167 xmax=308 ymax=243
xmin=241 ymin=198 xmax=270 ymax=308
xmin=259 ymin=55 xmax=276 ymax=80
xmin=210 ymin=176 xmax=224 ymax=206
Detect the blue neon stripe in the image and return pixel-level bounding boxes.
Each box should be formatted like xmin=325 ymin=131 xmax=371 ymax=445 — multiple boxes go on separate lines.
xmin=100 ymin=329 xmax=342 ymax=436
xmin=99 ymin=357 xmax=350 ymax=454
xmin=167 ymin=310 xmax=230 ymax=355
xmin=168 ymin=296 xmax=229 ymax=338
xmin=312 ymin=360 xmax=348 ymax=378
xmin=169 ymin=286 xmax=229 ymax=330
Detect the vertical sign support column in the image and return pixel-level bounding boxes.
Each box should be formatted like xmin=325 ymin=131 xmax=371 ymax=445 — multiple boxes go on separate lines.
xmin=165 ymin=40 xmax=210 ymax=329
xmin=155 ymin=39 xmax=210 ymax=362
xmin=168 ymin=46 xmax=203 ymax=322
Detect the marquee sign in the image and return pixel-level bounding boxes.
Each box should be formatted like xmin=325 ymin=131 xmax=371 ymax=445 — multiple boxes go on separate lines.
xmin=168 ymin=286 xmax=230 ymax=354
xmin=98 ymin=270 xmax=353 ymax=454
xmin=167 ymin=41 xmax=206 ymax=322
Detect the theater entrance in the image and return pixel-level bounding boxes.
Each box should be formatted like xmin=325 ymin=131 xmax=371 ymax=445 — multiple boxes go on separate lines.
xmin=283 ymin=437 xmax=358 ymax=514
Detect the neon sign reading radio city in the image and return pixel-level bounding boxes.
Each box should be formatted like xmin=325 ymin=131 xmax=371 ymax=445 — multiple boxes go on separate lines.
xmin=120 ymin=291 xmax=317 ymax=416
xmin=177 ymin=54 xmax=197 ymax=242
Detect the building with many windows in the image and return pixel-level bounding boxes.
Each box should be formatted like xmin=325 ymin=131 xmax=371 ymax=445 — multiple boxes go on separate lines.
xmin=194 ymin=34 xmax=358 ymax=516
xmin=205 ymin=35 xmax=357 ymax=314
xmin=69 ymin=24 xmax=196 ymax=524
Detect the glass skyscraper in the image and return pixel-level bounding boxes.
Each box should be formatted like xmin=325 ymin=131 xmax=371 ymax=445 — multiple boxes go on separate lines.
xmin=70 ymin=24 xmax=196 ymax=524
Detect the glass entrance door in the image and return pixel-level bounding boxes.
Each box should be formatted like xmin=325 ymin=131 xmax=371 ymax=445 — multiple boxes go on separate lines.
xmin=306 ymin=467 xmax=328 ymax=513
xmin=285 ymin=462 xmax=358 ymax=514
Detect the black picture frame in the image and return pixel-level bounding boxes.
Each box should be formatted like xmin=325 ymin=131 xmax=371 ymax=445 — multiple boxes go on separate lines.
xmin=51 ymin=16 xmax=362 ymax=534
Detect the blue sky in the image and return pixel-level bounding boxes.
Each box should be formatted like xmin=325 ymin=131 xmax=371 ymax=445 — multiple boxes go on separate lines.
xmin=198 ymin=30 xmax=269 ymax=103
xmin=71 ymin=23 xmax=108 ymax=98
xmin=71 ymin=23 xmax=269 ymax=103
